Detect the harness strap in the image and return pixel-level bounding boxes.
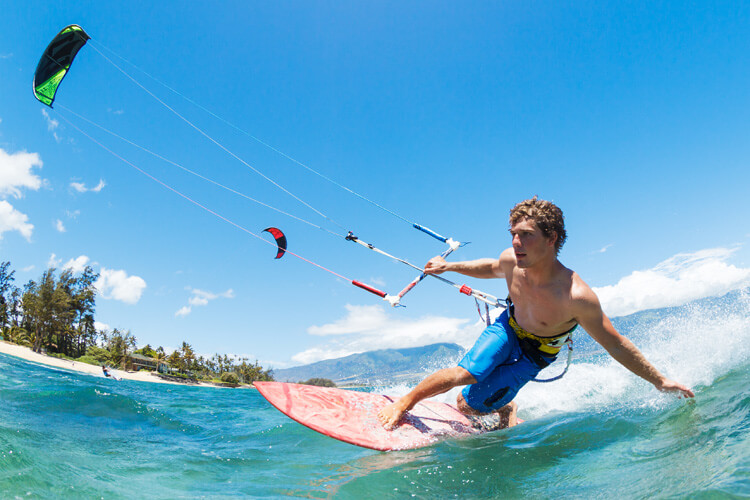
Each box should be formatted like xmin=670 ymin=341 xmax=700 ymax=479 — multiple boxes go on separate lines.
xmin=506 ymin=297 xmax=575 ymax=383
xmin=475 ymin=298 xmax=493 ymax=326
xmin=530 ymin=336 xmax=573 ymax=383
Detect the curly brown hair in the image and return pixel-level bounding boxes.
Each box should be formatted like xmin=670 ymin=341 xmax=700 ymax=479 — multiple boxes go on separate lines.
xmin=509 ymin=196 xmax=567 ymax=254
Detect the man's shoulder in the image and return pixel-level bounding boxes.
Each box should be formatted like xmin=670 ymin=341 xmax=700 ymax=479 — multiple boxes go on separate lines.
xmin=498 ymin=248 xmax=516 ymax=271
xmin=568 ymin=272 xmax=602 ymax=312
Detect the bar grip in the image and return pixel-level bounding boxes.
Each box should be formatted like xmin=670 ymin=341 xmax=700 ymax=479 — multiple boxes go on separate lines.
xmin=352 ymin=280 xmax=387 ymax=298
xmin=412 ymin=224 xmax=448 ymax=243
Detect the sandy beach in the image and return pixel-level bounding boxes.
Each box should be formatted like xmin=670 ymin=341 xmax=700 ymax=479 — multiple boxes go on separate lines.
xmin=0 ymin=340 xmax=233 ymax=387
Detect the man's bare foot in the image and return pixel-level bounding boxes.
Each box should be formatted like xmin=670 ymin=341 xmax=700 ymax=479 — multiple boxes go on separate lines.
xmin=457 ymin=394 xmax=518 ymax=429
xmin=468 ymin=401 xmax=519 ymax=431
xmin=377 ymin=400 xmax=410 ymax=430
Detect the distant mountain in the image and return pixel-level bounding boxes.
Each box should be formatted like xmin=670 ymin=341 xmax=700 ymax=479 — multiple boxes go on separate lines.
xmin=273 ymin=343 xmax=466 ymax=386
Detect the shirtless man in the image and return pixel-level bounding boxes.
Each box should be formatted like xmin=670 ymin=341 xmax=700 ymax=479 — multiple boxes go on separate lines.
xmin=378 ymin=197 xmax=694 ymax=430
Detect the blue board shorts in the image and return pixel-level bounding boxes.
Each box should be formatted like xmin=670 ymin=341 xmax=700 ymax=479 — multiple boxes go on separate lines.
xmin=458 ymin=309 xmax=543 ymax=413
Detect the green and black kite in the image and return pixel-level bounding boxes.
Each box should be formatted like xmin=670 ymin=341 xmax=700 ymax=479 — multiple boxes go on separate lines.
xmin=33 ymin=24 xmax=90 ymax=107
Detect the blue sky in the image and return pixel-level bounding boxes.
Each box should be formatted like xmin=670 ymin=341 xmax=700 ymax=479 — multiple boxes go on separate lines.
xmin=2 ymin=1 xmax=749 ymax=368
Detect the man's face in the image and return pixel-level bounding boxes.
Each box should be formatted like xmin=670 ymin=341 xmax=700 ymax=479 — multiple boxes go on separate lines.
xmin=509 ymin=218 xmax=556 ymax=268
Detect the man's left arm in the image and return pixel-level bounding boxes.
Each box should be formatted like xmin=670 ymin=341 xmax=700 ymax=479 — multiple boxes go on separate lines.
xmin=575 ymin=291 xmax=695 ymax=398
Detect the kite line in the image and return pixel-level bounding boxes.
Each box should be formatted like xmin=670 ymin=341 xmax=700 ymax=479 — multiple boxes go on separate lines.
xmin=33 ymin=24 xmax=505 ymax=309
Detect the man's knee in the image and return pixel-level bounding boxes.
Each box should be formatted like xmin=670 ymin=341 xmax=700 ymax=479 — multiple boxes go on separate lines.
xmin=456 ymin=391 xmax=482 ymax=415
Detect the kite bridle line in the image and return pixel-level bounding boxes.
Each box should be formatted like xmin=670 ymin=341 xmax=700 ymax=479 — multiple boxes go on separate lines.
xmin=86 ymin=43 xmax=348 ymax=235
xmin=56 ymin=105 xmax=504 ymax=307
xmin=56 ymin=104 xmax=343 ymax=239
xmin=56 ymin=112 xmax=402 ymax=303
xmin=44 ymin=30 xmax=505 ymax=309
xmin=59 ymin=108 xmax=504 ymax=309
xmin=89 ymin=39 xmax=463 ymax=247
xmin=88 ymin=41 xmax=474 ymax=303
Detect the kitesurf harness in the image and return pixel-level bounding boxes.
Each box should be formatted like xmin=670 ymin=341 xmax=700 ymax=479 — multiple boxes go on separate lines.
xmin=507 ymin=297 xmax=575 ymax=383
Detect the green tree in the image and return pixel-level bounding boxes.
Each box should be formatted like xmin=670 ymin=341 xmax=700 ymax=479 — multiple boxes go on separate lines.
xmin=68 ymin=266 xmax=98 ymax=357
xmin=179 ymin=341 xmax=196 ymax=373
xmin=153 ymin=346 xmax=168 ymax=372
xmin=302 ymin=378 xmax=336 ymax=387
xmin=102 ymin=328 xmax=137 ymax=368
xmin=135 ymin=344 xmax=158 ymax=358
xmin=235 ymin=359 xmax=274 ymax=384
xmin=6 ymin=326 xmax=30 ymax=346
xmin=80 ymin=345 xmax=112 ymax=365
xmin=8 ymin=287 xmax=22 ymax=330
xmin=24 ymin=270 xmax=59 ymax=353
xmin=166 ymin=350 xmax=182 ymax=372
xmin=0 ymin=261 xmax=16 ymax=336
xmin=220 ymin=372 xmax=239 ymax=384
xmin=50 ymin=269 xmax=75 ymax=354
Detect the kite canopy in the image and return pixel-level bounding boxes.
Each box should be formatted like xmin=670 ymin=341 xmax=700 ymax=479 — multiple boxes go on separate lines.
xmin=33 ymin=24 xmax=90 ymax=107
xmin=263 ymin=227 xmax=287 ymax=259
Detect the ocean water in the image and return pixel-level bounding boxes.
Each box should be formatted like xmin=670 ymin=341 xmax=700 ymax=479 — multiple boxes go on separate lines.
xmin=1 ymin=291 xmax=749 ymax=499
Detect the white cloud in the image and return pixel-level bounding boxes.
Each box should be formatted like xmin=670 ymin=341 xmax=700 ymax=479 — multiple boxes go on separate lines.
xmin=41 ymin=109 xmax=58 ymax=131
xmin=55 ymin=219 xmax=66 ymax=233
xmin=95 ymin=268 xmax=147 ymax=304
xmin=292 ymin=346 xmax=363 ymax=365
xmin=293 ymin=304 xmax=477 ymax=364
xmin=175 ymin=287 xmax=234 ymax=317
xmin=62 ymin=255 xmax=91 ymax=274
xmin=0 ymin=148 xmax=43 ymax=199
xmin=594 ymin=247 xmax=750 ymax=317
xmin=0 ymin=148 xmax=43 ymax=241
xmin=175 ymin=306 xmax=191 ymax=318
xmin=48 ymin=253 xmax=62 ymax=268
xmin=51 ymin=255 xmax=142 ymax=304
xmin=70 ymin=179 xmax=106 ymax=193
xmin=370 ymin=276 xmax=386 ymax=287
xmin=0 ymin=201 xmax=33 ymax=241
xmin=308 ymin=304 xmax=390 ymax=336
xmin=596 ymin=244 xmax=613 ymax=254
xmin=95 ymin=321 xmax=110 ymax=332
xmin=41 ymin=109 xmax=61 ymax=143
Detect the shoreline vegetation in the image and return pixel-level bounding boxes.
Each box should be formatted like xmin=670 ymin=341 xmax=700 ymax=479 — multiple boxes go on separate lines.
xmin=0 ymin=340 xmax=230 ymax=387
xmin=0 ymin=261 xmax=274 ymax=388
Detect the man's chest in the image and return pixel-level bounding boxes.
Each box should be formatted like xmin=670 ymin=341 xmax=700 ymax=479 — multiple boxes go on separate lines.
xmin=507 ymin=278 xmax=574 ymax=333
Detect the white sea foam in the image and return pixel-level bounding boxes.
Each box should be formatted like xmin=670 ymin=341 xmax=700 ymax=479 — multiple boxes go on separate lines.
xmin=518 ymin=289 xmax=750 ymax=419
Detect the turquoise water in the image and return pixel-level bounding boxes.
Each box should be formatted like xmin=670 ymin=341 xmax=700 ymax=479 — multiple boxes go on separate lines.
xmin=1 ymin=292 xmax=749 ymax=498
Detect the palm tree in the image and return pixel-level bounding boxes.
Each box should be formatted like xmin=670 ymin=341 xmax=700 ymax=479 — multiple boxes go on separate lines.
xmin=179 ymin=341 xmax=196 ymax=375
xmin=6 ymin=325 xmax=30 ymax=346
xmin=153 ymin=346 xmax=167 ymax=373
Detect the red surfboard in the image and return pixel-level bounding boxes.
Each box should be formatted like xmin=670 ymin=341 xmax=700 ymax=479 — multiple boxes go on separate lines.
xmin=254 ymin=381 xmax=521 ymax=451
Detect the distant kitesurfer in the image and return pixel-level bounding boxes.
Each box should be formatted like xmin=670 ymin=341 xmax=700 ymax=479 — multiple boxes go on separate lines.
xmin=378 ymin=196 xmax=694 ymax=430
xmin=102 ymin=365 xmax=111 ymax=378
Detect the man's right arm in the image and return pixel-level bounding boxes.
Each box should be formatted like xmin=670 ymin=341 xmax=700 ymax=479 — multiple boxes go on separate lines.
xmin=424 ymin=253 xmax=506 ymax=279
xmin=574 ymin=285 xmax=695 ymax=398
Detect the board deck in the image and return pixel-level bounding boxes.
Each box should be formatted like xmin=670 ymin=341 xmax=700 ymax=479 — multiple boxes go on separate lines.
xmin=254 ymin=381 xmax=520 ymax=451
